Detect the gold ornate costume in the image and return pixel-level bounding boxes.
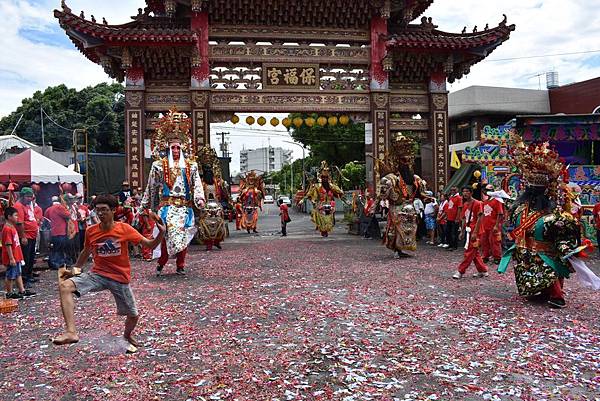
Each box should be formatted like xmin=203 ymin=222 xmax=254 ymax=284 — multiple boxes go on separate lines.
xmin=305 ymin=161 xmax=345 ymax=237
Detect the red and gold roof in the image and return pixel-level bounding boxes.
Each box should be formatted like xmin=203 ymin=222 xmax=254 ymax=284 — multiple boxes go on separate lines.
xmin=387 ymin=16 xmax=515 ymax=82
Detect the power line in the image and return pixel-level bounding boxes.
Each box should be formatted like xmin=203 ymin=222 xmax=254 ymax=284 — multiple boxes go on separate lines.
xmin=487 ymin=49 xmax=600 ymax=62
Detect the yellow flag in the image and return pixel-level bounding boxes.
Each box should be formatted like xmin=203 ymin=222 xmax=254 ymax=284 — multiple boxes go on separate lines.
xmin=450 ymin=151 xmax=461 ymax=169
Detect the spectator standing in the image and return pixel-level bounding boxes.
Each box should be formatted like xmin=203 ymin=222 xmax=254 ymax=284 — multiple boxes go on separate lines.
xmin=593 ymin=200 xmax=600 ymax=255
xmin=444 ymin=186 xmax=463 ymax=251
xmin=453 ymin=187 xmax=488 ymax=279
xmin=13 ymin=187 xmax=39 ymax=286
xmin=423 ymin=194 xmax=438 ymax=245
xmin=44 ymin=196 xmax=72 ymax=269
xmin=3 ymin=207 xmax=36 ymax=299
xmin=279 ymin=198 xmax=290 ymax=237
xmin=437 ymin=193 xmax=448 ymax=247
xmin=413 ymin=197 xmax=425 ymax=240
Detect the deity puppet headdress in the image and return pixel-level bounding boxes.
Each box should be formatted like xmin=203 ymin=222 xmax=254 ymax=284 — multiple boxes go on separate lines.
xmin=511 ymin=133 xmax=568 ymax=199
xmin=318 ymin=161 xmax=331 ymax=180
xmin=152 ymin=108 xmax=193 ymax=159
xmin=198 ymin=146 xmax=222 ymax=178
xmin=375 ymin=133 xmax=418 ymax=177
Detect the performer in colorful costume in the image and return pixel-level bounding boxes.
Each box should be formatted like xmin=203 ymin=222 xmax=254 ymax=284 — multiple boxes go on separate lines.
xmin=377 ymin=134 xmax=423 ymax=258
xmin=140 ymin=109 xmax=205 ymax=276
xmin=306 ymin=161 xmax=345 ymax=237
xmin=498 ymin=138 xmax=598 ymax=308
xmin=197 ymin=146 xmax=228 ymax=250
xmin=239 ymin=170 xmax=264 ymax=233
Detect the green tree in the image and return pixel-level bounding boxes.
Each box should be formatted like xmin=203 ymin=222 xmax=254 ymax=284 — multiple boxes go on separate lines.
xmin=287 ymin=113 xmax=365 ymax=168
xmin=340 ymin=161 xmax=366 ymax=190
xmin=0 ymin=83 xmax=125 ymax=153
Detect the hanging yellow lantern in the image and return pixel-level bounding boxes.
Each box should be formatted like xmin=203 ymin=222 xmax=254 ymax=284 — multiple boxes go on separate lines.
xmin=328 ymin=116 xmax=338 ymax=126
xmin=339 ymin=115 xmax=350 ymax=125
xmin=270 ymin=117 xmax=280 ymax=127
xmin=282 ymin=117 xmax=292 ymax=128
xmin=293 ymin=117 xmax=304 ymax=128
xmin=305 ymin=117 xmax=315 ymax=127
xmin=246 ymin=116 xmax=255 ymax=125
xmin=257 ymin=116 xmax=266 ymax=126
xmin=473 ymin=170 xmax=482 ymax=179
xmin=231 ymin=115 xmax=240 ymax=124
xmin=317 ymin=116 xmax=328 ymax=126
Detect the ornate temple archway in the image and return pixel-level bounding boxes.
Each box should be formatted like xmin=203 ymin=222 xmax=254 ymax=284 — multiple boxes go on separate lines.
xmin=55 ymin=0 xmax=514 ymax=192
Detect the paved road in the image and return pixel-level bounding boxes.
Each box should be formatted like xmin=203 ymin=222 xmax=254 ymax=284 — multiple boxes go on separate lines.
xmin=2 ymin=209 xmax=600 ymax=400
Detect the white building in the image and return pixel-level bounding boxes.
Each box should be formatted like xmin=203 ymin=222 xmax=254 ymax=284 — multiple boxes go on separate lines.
xmin=240 ymin=147 xmax=292 ymax=174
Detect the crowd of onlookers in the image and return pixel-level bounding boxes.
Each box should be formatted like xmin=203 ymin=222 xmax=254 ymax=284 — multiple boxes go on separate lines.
xmin=1 ymin=180 xmax=149 ymax=301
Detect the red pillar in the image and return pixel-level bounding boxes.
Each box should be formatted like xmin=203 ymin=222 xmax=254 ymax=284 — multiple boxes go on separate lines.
xmin=190 ymin=10 xmax=211 ymax=153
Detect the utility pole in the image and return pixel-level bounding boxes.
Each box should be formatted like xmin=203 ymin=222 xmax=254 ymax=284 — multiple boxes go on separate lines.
xmin=217 ymin=131 xmax=230 ymax=158
xmin=40 ymin=105 xmax=45 ymax=148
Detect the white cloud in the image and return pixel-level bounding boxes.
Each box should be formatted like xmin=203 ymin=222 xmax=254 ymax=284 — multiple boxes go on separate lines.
xmin=427 ymin=0 xmax=600 ymax=91
xmin=1 ymin=0 xmax=598 ymax=170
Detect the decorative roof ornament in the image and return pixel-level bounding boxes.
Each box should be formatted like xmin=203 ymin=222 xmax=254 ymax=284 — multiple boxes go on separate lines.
xmin=153 ymin=108 xmax=193 ymax=157
xmin=60 ymin=0 xmax=71 ymax=13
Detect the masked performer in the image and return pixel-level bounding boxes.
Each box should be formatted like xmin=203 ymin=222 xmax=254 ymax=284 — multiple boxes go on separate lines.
xmin=239 ymin=170 xmax=264 ymax=233
xmin=498 ymin=139 xmax=599 ymax=308
xmin=377 ymin=134 xmax=423 ymax=258
xmin=197 ymin=146 xmax=228 ymax=250
xmin=305 ymin=161 xmax=345 ymax=237
xmin=140 ymin=109 xmax=205 ymax=276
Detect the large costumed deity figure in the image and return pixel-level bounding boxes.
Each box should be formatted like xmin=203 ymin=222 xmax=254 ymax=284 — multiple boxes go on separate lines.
xmin=140 ymin=109 xmax=205 ymax=276
xmin=239 ymin=170 xmax=265 ymax=233
xmin=197 ymin=146 xmax=228 ymax=250
xmin=377 ymin=134 xmax=425 ymax=258
xmin=305 ymin=161 xmax=345 ymax=237
xmin=499 ymin=137 xmax=600 ymax=308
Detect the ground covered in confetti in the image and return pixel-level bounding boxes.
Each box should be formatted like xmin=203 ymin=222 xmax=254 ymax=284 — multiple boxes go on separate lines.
xmin=2 ymin=234 xmax=600 ymax=400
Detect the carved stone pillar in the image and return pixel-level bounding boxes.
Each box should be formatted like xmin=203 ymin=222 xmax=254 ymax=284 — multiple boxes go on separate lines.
xmin=191 ymin=91 xmax=210 ymax=154
xmin=370 ymin=92 xmax=390 ymax=193
xmin=429 ymin=71 xmax=449 ymax=192
xmin=124 ymin=68 xmax=145 ymax=190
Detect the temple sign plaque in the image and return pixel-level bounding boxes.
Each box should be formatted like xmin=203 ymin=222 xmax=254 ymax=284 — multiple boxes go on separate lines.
xmin=263 ymin=63 xmax=320 ymax=90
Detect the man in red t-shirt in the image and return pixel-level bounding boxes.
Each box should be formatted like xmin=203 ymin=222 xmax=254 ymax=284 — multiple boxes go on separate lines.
xmin=52 ymin=194 xmax=165 ymax=349
xmin=453 ymin=187 xmax=488 ymax=279
xmin=443 ymin=186 xmax=463 ymax=250
xmin=481 ymin=185 xmax=504 ymax=264
xmin=13 ymin=187 xmax=39 ymax=286
xmin=44 ymin=197 xmax=72 ymax=269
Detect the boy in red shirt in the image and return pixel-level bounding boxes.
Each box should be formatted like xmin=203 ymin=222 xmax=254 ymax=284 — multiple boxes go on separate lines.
xmin=453 ymin=187 xmax=488 ymax=279
xmin=443 ymin=186 xmax=463 ymax=250
xmin=481 ymin=185 xmax=504 ymax=264
xmin=52 ymin=194 xmax=165 ymax=348
xmin=2 ymin=207 xmax=36 ymax=299
xmin=14 ymin=187 xmax=40 ymax=286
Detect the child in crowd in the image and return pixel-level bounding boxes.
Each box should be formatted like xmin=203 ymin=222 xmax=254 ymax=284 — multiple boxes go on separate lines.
xmin=2 ymin=207 xmax=36 ymax=299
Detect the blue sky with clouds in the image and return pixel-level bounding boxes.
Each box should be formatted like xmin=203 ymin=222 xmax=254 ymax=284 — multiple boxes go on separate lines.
xmin=1 ymin=0 xmax=599 ymax=171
